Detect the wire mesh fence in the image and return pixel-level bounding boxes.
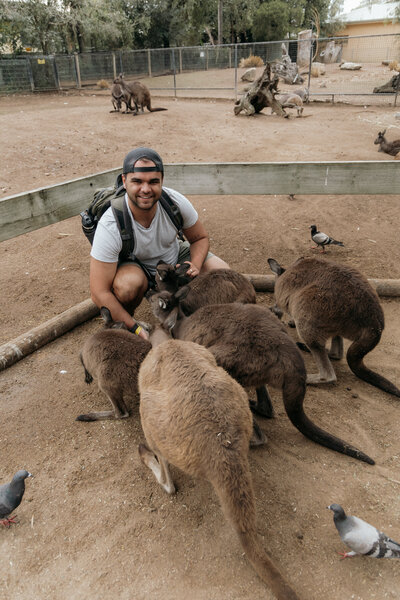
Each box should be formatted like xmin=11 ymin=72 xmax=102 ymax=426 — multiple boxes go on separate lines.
xmin=1 ymin=33 xmax=399 ymax=104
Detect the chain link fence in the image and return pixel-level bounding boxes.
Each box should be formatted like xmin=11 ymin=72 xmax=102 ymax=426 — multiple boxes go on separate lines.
xmin=1 ymin=34 xmax=399 ymax=104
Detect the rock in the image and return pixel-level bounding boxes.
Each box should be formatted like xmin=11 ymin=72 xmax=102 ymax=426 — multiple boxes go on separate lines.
xmin=311 ymin=62 xmax=326 ymax=77
xmin=340 ymin=62 xmax=362 ymax=71
xmin=241 ymin=68 xmax=256 ymax=82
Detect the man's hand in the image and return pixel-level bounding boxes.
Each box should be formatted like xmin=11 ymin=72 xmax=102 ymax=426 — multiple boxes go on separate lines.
xmin=183 ymin=260 xmax=199 ymax=278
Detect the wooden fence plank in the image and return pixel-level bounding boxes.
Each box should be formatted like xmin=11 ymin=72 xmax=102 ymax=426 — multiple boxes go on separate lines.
xmin=1 ymin=161 xmax=399 ymax=242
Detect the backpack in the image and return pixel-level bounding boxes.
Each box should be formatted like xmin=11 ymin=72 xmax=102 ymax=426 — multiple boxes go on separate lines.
xmin=80 ymin=173 xmax=185 ymax=264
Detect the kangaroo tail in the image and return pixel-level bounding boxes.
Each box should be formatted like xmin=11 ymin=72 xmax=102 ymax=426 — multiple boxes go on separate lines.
xmin=347 ymin=331 xmax=400 ymax=397
xmin=238 ymin=532 xmax=301 ymax=600
xmin=211 ymin=459 xmax=300 ymax=599
xmin=282 ymin=376 xmax=375 ymax=464
xmin=80 ymin=353 xmax=93 ymax=385
xmin=148 ymin=107 xmax=168 ymax=112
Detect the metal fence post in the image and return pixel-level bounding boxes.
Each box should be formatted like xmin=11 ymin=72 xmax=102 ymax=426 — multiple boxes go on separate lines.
xmin=179 ymin=48 xmax=183 ymax=73
xmin=229 ymin=46 xmax=232 ymax=69
xmin=206 ymin=46 xmax=209 ymax=70
xmin=234 ymin=44 xmax=238 ymax=100
xmin=119 ymin=51 xmax=123 ymax=76
xmin=395 ymin=71 xmax=400 ymax=107
xmin=112 ymin=52 xmax=117 ymax=78
xmin=25 ymin=58 xmax=35 ymax=92
xmin=307 ymin=36 xmax=313 ymax=92
xmin=74 ymin=53 xmax=81 ymax=89
xmin=147 ymin=49 xmax=152 ymax=77
xmin=172 ymin=48 xmax=177 ymax=98
xmin=52 ymin=56 xmax=61 ymax=90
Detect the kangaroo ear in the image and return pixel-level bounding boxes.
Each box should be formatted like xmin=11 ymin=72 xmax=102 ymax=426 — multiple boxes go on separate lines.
xmin=100 ymin=306 xmax=113 ymax=325
xmin=382 ymin=129 xmax=386 ymax=136
xmin=164 ymin=306 xmax=179 ymax=331
xmin=175 ymin=285 xmax=190 ymax=301
xmin=268 ymin=258 xmax=285 ymax=276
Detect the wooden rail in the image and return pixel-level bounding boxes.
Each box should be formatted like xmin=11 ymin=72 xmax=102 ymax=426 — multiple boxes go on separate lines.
xmin=1 ymin=161 xmax=399 ymax=242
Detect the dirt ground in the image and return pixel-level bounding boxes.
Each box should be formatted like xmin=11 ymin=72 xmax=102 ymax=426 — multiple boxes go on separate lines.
xmin=0 ymin=89 xmax=400 ymax=600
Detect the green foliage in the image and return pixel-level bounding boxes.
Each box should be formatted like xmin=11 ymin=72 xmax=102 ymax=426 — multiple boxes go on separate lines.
xmin=0 ymin=0 xmax=349 ymax=55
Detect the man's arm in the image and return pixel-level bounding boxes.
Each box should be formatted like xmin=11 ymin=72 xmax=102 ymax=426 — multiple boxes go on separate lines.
xmin=182 ymin=220 xmax=210 ymax=276
xmin=89 ymin=257 xmax=147 ymax=338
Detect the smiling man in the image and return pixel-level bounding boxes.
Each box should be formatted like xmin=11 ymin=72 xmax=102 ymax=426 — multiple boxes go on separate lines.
xmin=90 ymin=147 xmax=229 ymax=338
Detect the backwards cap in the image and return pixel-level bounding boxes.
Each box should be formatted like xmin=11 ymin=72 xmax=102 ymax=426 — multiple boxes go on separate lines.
xmin=122 ymin=147 xmax=164 ymax=175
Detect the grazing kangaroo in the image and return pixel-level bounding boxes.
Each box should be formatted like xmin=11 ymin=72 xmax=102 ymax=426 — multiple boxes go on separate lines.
xmin=268 ymin=256 xmax=400 ymax=398
xmin=148 ymin=287 xmax=374 ymax=464
xmin=139 ymin=337 xmax=301 ymax=600
xmin=374 ymin=130 xmax=400 ymax=156
xmin=114 ymin=74 xmax=167 ymax=114
xmin=77 ymin=307 xmax=152 ymax=421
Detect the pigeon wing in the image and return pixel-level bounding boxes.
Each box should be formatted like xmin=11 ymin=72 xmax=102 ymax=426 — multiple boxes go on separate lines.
xmin=0 ymin=499 xmax=12 ymax=519
xmin=312 ymin=231 xmax=330 ymax=245
xmin=341 ymin=516 xmax=379 ymax=554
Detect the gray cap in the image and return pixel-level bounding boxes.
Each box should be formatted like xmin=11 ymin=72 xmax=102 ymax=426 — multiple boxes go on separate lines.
xmin=122 ymin=147 xmax=164 ymax=175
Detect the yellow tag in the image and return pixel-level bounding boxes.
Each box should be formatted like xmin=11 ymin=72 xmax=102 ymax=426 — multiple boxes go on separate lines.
xmin=135 ymin=325 xmax=142 ymax=335
xmin=37 ymin=59 xmax=46 ymax=65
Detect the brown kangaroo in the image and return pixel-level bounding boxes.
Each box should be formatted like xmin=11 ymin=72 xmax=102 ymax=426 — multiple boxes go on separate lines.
xmin=147 ymin=287 xmax=374 ymax=464
xmin=268 ymin=256 xmax=400 ymax=398
xmin=77 ymin=307 xmax=152 ymax=421
xmin=153 ymin=264 xmax=271 ymax=419
xmin=374 ymin=130 xmax=400 ymax=156
xmin=114 ymin=74 xmax=167 ymax=114
xmin=138 ymin=337 xmax=301 ymax=600
xmin=110 ymin=80 xmax=131 ymax=113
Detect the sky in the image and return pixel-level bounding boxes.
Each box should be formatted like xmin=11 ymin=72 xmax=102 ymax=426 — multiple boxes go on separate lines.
xmin=341 ymin=0 xmax=363 ymax=12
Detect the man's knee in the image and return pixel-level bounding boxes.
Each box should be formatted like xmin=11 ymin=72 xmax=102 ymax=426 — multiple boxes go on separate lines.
xmin=113 ymin=266 xmax=148 ymax=304
xmin=202 ymin=256 xmax=230 ymax=272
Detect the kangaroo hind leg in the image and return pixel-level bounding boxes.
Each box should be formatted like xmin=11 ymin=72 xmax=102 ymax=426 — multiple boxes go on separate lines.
xmin=328 ymin=335 xmax=343 ymax=360
xmin=305 ymin=340 xmax=337 ymax=384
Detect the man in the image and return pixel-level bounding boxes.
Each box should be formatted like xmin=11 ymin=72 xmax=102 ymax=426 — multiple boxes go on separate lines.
xmin=90 ymin=147 xmax=229 ymax=338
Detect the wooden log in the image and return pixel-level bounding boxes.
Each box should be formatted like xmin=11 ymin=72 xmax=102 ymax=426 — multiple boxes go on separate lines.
xmin=0 ymin=299 xmax=99 ymax=372
xmin=245 ymin=274 xmax=400 ymax=297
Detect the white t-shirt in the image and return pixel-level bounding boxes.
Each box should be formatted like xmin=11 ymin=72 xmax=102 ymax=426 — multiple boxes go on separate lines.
xmin=90 ymin=187 xmax=198 ymax=276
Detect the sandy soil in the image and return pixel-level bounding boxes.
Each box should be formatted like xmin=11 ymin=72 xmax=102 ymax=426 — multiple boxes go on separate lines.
xmin=0 ymin=88 xmax=399 ymax=600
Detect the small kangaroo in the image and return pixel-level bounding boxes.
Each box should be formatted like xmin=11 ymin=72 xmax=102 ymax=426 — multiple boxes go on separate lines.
xmin=148 ymin=287 xmax=374 ymax=464
xmin=154 ymin=264 xmax=257 ymax=313
xmin=77 ymin=307 xmax=152 ymax=421
xmin=110 ymin=81 xmax=131 ymax=113
xmin=268 ymin=256 xmax=400 ymax=398
xmin=114 ymin=74 xmax=167 ymax=114
xmin=138 ymin=336 xmax=301 ymax=600
xmin=374 ymin=130 xmax=400 ymax=156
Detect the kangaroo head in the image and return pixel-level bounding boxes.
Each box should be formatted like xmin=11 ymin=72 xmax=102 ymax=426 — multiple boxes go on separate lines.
xmin=147 ymin=287 xmax=190 ymax=331
xmin=374 ymin=130 xmax=386 ymax=144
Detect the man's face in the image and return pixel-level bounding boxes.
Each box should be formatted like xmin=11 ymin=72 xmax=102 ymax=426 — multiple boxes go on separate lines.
xmin=122 ymin=159 xmax=163 ymax=211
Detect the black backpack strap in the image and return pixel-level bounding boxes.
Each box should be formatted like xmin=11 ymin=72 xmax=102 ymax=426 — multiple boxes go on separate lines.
xmin=111 ymin=195 xmax=156 ymax=287
xmin=160 ymin=189 xmax=185 ymax=241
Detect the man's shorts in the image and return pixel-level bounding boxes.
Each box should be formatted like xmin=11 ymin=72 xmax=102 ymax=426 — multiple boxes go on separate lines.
xmin=118 ymin=240 xmax=214 ymax=288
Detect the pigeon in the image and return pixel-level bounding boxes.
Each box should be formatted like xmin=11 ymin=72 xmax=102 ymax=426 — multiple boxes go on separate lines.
xmin=0 ymin=470 xmax=33 ymax=527
xmin=310 ymin=224 xmax=344 ymax=253
xmin=328 ymin=503 xmax=400 ymax=558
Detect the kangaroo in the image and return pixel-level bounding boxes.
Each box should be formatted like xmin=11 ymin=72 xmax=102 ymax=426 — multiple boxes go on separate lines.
xmin=374 ymin=130 xmax=400 ymax=156
xmin=138 ymin=336 xmax=301 ymax=600
xmin=153 ymin=264 xmax=271 ymax=419
xmin=114 ymin=74 xmax=167 ymax=114
xmin=275 ymin=93 xmax=303 ymax=117
xmin=268 ymin=256 xmax=400 ymax=399
xmin=147 ymin=287 xmax=374 ymax=464
xmin=155 ymin=264 xmax=257 ymax=313
xmin=77 ymin=307 xmax=152 ymax=421
xmin=110 ymin=80 xmax=132 ymax=113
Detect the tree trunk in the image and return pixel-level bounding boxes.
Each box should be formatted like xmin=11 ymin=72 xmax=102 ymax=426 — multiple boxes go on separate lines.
xmin=234 ymin=63 xmax=287 ymax=117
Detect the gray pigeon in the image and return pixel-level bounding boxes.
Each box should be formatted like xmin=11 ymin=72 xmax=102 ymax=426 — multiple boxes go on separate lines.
xmin=328 ymin=503 xmax=400 ymax=558
xmin=310 ymin=224 xmax=344 ymax=253
xmin=0 ymin=470 xmax=33 ymax=527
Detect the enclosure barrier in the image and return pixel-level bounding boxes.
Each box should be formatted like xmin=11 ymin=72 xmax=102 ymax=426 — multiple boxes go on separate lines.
xmin=1 ymin=161 xmax=399 ymax=370
xmin=1 ymin=33 xmax=399 ymax=103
